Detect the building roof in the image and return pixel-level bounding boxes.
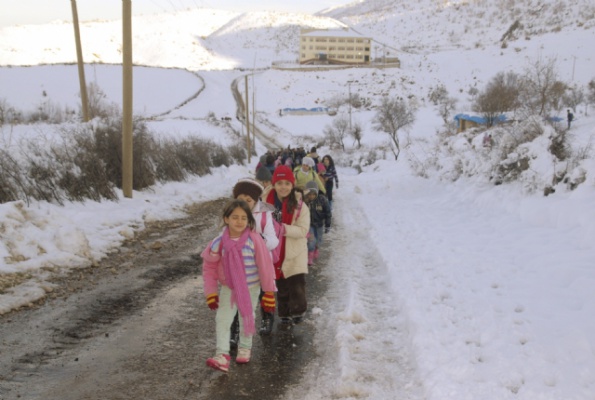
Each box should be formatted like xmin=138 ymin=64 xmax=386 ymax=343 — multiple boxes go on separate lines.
xmin=301 ymin=28 xmax=370 ymax=39
xmin=454 ymin=113 xmax=508 ymax=124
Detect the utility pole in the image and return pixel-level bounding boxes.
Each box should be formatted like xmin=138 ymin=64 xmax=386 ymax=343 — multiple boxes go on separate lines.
xmin=244 ymin=75 xmax=251 ymax=163
xmin=122 ymin=0 xmax=133 ymax=198
xmin=70 ymin=0 xmax=89 ymax=122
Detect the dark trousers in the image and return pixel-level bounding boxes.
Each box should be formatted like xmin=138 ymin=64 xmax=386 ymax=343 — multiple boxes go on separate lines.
xmin=276 ymin=273 xmax=307 ymax=318
xmin=325 ymin=181 xmax=334 ymax=202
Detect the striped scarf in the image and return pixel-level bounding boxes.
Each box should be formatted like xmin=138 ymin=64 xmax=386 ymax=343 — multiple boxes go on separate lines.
xmin=221 ymin=227 xmax=255 ymax=336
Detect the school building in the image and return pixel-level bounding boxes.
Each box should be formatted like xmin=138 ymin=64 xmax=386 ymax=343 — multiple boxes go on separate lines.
xmin=299 ymin=28 xmax=372 ymax=65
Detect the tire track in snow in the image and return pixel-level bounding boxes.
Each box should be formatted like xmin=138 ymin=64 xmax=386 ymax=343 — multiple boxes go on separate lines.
xmin=286 ymin=193 xmax=424 ymax=400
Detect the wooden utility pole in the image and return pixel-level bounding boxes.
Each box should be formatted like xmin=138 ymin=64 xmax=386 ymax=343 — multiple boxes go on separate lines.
xmin=244 ymin=75 xmax=251 ymax=163
xmin=122 ymin=0 xmax=133 ymax=198
xmin=70 ymin=0 xmax=89 ymax=122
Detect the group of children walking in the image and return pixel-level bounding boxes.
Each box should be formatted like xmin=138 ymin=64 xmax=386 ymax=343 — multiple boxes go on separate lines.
xmin=200 ymin=150 xmax=338 ymax=373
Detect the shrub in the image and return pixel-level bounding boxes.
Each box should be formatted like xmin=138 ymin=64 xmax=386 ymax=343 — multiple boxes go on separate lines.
xmin=0 ymin=117 xmax=243 ymax=205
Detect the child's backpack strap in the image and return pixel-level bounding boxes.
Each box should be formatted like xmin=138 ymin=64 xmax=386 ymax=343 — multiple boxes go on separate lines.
xmin=295 ymin=199 xmax=304 ymax=220
xmin=260 ymin=212 xmax=267 ymax=232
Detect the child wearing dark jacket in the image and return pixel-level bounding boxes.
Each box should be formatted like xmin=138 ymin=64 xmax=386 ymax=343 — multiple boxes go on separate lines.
xmin=304 ymin=181 xmax=332 ymax=265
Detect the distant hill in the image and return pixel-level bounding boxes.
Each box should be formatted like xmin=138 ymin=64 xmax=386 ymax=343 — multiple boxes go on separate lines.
xmin=0 ymin=0 xmax=593 ymax=73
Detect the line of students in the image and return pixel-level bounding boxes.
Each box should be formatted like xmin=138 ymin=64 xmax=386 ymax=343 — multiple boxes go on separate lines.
xmin=200 ymin=153 xmax=337 ymax=373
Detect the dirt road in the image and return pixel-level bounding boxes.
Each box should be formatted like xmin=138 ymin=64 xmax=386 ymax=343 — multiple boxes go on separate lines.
xmin=0 ymin=198 xmax=327 ymax=400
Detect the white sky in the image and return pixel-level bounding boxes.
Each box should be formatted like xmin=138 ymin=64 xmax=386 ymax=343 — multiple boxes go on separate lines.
xmin=1 ymin=1 xmax=595 ymax=399
xmin=0 ymin=0 xmax=348 ymax=28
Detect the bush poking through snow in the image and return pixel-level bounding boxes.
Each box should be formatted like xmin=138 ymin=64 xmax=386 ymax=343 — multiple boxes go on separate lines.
xmin=0 ymin=118 xmax=244 ymax=205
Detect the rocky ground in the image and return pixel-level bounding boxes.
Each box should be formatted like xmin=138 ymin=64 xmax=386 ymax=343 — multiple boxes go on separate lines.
xmin=0 ymin=198 xmax=328 ymax=400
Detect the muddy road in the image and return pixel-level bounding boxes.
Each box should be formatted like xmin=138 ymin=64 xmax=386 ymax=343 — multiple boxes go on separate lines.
xmin=0 ymin=198 xmax=328 ymax=400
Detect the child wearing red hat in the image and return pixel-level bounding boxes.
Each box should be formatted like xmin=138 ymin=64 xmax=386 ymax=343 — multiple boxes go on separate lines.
xmin=263 ymin=165 xmax=310 ymax=328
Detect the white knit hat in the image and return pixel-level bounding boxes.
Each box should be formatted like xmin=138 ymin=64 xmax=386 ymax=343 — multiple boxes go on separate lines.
xmin=302 ymin=157 xmax=315 ymax=167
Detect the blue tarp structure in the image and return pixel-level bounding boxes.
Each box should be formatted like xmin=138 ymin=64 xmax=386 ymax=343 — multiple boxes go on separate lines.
xmin=454 ymin=113 xmax=507 ymax=124
xmin=282 ymin=107 xmax=328 ymax=113
xmin=454 ymin=113 xmax=507 ymax=128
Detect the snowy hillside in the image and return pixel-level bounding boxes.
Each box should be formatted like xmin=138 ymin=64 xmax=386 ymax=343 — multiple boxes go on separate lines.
xmin=0 ymin=8 xmax=344 ymax=70
xmin=321 ymin=0 xmax=595 ymax=54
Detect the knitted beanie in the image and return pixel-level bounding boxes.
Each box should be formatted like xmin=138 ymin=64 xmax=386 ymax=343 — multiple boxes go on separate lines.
xmin=255 ymin=166 xmax=272 ymax=182
xmin=301 ymin=157 xmax=315 ymax=167
xmin=233 ymin=178 xmax=264 ymax=202
xmin=305 ymin=180 xmax=319 ymax=195
xmin=272 ymin=165 xmax=295 ymax=186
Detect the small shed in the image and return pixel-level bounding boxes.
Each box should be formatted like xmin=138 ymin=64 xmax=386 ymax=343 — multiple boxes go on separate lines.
xmin=454 ymin=113 xmax=508 ymax=133
xmin=281 ymin=107 xmax=329 ymax=116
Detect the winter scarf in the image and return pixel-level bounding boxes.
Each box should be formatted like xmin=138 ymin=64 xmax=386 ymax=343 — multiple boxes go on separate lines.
xmin=220 ymin=226 xmax=255 ymax=336
xmin=266 ymin=189 xmax=295 ymax=279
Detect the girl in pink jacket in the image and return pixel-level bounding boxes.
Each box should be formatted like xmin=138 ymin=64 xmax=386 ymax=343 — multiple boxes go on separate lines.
xmin=201 ymin=199 xmax=276 ymax=373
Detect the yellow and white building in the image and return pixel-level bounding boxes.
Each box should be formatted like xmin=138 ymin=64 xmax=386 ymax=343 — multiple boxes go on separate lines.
xmin=299 ymin=28 xmax=372 ymax=65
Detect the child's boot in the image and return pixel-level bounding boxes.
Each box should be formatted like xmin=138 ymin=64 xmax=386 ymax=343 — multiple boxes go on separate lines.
xmin=206 ymin=354 xmax=231 ymax=373
xmin=236 ymin=348 xmax=251 ymax=364
xmin=313 ymin=248 xmax=319 ymax=260
xmin=308 ymin=251 xmax=315 ymax=265
xmin=259 ymin=311 xmax=274 ymax=335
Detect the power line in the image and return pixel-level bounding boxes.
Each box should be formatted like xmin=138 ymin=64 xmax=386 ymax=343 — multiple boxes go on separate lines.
xmin=167 ymin=0 xmax=178 ymax=12
xmin=148 ymin=0 xmax=168 ymax=12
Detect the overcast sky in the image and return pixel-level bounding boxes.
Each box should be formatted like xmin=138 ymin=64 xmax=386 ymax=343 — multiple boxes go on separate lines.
xmin=0 ymin=0 xmax=348 ymax=28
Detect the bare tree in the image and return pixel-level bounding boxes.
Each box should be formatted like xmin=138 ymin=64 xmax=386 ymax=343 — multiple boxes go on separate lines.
xmin=372 ymin=97 xmax=417 ymax=160
xmin=429 ymin=84 xmax=458 ymax=125
xmin=519 ymin=56 xmax=564 ymax=117
xmin=563 ymin=84 xmax=584 ymax=113
xmin=325 ymin=93 xmax=347 ymax=110
xmin=349 ymin=121 xmax=364 ymax=149
xmin=323 ymin=115 xmax=349 ymax=150
xmin=472 ymin=71 xmax=520 ymax=126
xmin=587 ymin=78 xmax=595 ymax=115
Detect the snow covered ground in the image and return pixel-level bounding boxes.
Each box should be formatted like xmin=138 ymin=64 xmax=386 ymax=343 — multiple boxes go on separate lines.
xmin=1 ymin=1 xmax=595 ymax=398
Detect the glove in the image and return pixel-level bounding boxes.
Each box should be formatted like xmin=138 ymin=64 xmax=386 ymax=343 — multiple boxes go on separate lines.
xmin=206 ymin=293 xmax=219 ymax=310
xmin=261 ymin=292 xmax=276 ymax=313
xmin=325 ymin=227 xmax=330 ymax=234
xmin=336 ymin=182 xmax=339 ymax=189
